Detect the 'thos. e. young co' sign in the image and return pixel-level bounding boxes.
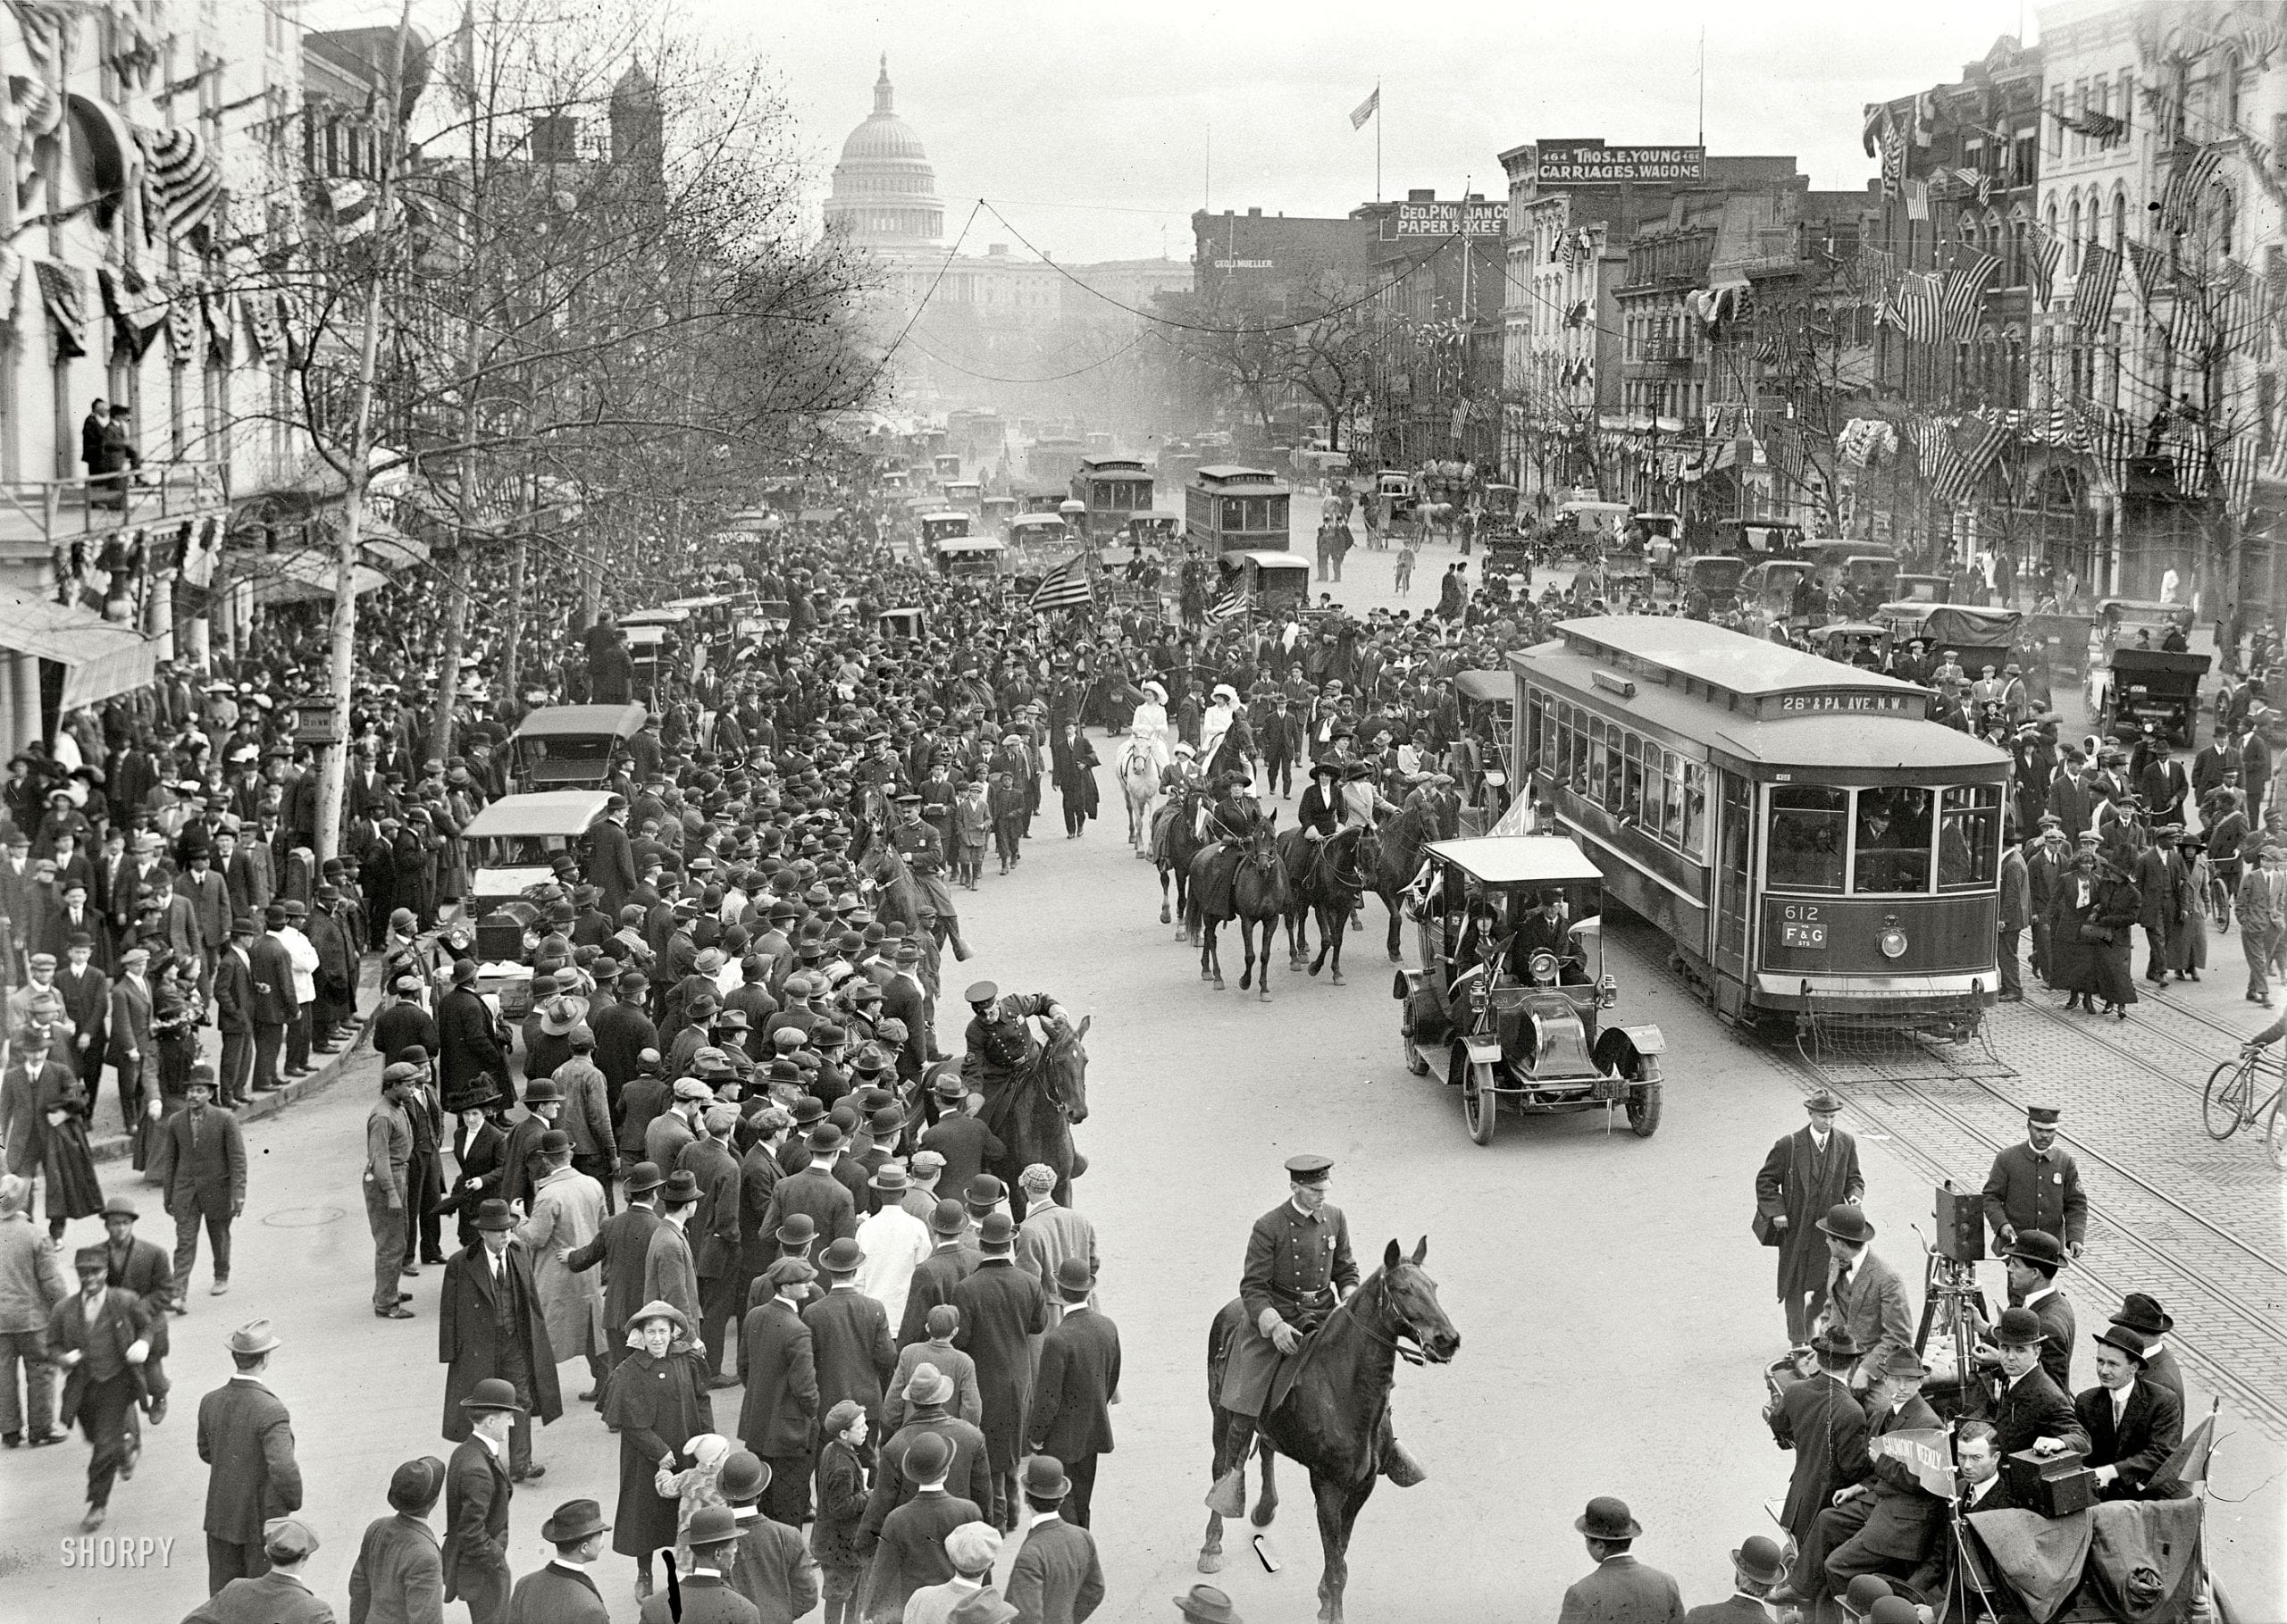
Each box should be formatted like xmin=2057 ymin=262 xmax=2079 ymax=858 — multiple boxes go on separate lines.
xmin=1532 ymin=145 xmax=1705 ymax=185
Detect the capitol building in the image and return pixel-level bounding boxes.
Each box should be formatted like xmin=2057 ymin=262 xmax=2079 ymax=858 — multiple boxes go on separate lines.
xmin=824 ymin=57 xmax=1188 ymax=425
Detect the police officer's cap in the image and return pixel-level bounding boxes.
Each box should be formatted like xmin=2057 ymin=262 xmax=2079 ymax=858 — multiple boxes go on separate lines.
xmin=964 ymin=980 xmax=999 ymax=1005
xmin=1284 ymin=1154 xmax=1333 ymax=1184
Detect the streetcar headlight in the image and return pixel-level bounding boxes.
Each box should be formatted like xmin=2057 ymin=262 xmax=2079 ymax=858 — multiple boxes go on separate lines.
xmin=1878 ymin=927 xmax=1908 ymax=959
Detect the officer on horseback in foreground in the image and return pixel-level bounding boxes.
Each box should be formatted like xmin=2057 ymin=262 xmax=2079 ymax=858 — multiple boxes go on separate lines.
xmin=1208 ymin=1155 xmax=1425 ymax=1516
xmin=959 ymin=979 xmax=1077 ymax=1098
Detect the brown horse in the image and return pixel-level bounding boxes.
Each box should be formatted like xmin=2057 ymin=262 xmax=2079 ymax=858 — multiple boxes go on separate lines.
xmin=1370 ymin=800 xmax=1434 ymax=962
xmin=1277 ymin=822 xmax=1380 ymax=985
xmin=1202 ymin=1237 xmax=1458 ymax=1623
xmin=1153 ymin=785 xmax=1208 ymax=935
xmin=1184 ymin=816 xmax=1290 ymax=997
xmin=980 ymin=1016 xmax=1090 ymax=1219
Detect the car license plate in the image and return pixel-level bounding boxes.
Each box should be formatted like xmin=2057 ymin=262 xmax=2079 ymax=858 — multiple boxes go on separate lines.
xmin=1780 ymin=920 xmax=1826 ymax=949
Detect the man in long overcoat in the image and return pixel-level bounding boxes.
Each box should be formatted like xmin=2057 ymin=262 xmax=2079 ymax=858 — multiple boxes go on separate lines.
xmin=439 ymin=958 xmax=508 ymax=1112
xmin=1767 ymin=1326 xmax=1871 ymax=1586
xmin=565 ymin=1161 xmax=664 ymax=1378
xmin=953 ymin=1210 xmax=1047 ymax=1529
xmin=514 ymin=1134 xmax=607 ymax=1399
xmin=736 ymin=1256 xmax=820 ymax=1527
xmin=804 ymin=1237 xmax=896 ymax=1435
xmin=1753 ymin=1090 xmax=1865 ymax=1342
xmin=440 ymin=1198 xmax=563 ymax=1481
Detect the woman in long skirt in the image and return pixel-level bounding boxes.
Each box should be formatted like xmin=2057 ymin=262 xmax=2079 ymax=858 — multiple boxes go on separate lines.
xmin=2090 ymin=859 xmax=2144 ymax=1017
xmin=33 ymin=1031 xmax=103 ymax=1238
xmin=2044 ymin=847 xmax=2105 ymax=1013
xmin=2169 ymin=836 xmax=2209 ymax=982
xmin=603 ymin=1301 xmax=715 ymax=1601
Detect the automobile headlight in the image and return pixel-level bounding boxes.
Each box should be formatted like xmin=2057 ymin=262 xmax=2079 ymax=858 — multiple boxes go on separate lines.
xmin=1529 ymin=950 xmax=1559 ymax=984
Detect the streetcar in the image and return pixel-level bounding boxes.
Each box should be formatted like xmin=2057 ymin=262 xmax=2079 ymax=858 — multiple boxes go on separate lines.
xmin=1070 ymin=456 xmax=1153 ymax=542
xmin=1512 ymin=616 xmax=2009 ymax=1035
xmin=1185 ymin=465 xmax=1293 ymax=554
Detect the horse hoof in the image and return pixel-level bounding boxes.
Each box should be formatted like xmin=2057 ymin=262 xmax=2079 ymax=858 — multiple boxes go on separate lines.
xmin=1309 ymin=963 xmax=1323 ymax=977
xmin=1160 ymin=907 xmax=1171 ymax=924
xmin=1212 ymin=977 xmax=1226 ymax=991
xmin=1198 ymin=1550 xmax=1225 ymax=1575
xmin=1331 ymin=972 xmax=1345 ymax=986
xmin=1250 ymin=1503 xmax=1277 ymax=1529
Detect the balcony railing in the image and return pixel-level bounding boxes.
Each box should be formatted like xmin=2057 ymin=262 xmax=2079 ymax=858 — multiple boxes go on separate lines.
xmin=0 ymin=461 xmax=232 ymax=545
xmin=1638 ymin=338 xmax=1693 ymax=364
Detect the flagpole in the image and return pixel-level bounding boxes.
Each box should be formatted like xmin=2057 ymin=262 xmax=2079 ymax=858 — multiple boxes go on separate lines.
xmin=1376 ymin=81 xmax=1382 ymax=204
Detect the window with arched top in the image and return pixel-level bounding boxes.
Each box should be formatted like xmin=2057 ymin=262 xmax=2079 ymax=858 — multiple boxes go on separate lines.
xmin=2112 ymin=188 xmax=2127 ymax=248
xmin=2068 ymin=197 xmax=2082 ymax=274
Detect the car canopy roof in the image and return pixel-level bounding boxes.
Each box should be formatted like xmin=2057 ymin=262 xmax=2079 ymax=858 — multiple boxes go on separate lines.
xmin=1428 ymin=835 xmax=1605 ymax=887
xmin=511 ymin=704 xmax=646 ymax=741
xmin=463 ymin=791 xmax=615 ymax=839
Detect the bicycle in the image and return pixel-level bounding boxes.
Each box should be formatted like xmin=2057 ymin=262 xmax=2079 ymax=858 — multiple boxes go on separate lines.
xmin=2205 ymin=1047 xmax=2287 ymax=1169
xmin=2207 ymin=866 xmax=2235 ymax=932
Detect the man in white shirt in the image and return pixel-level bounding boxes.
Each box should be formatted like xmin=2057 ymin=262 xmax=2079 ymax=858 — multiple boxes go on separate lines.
xmin=852 ymin=1168 xmax=932 ymax=1318
xmin=275 ymin=904 xmax=321 ymax=1077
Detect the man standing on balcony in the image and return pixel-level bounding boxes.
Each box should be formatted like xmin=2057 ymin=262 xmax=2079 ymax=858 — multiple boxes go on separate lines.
xmin=80 ymin=399 xmax=106 ymax=486
xmin=97 ymin=407 xmax=140 ymax=512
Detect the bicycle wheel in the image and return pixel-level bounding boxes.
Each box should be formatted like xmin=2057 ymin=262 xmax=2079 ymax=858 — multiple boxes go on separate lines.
xmin=2263 ymin=1089 xmax=2287 ymax=1170
xmin=2209 ymin=876 xmax=2233 ymax=931
xmin=2203 ymin=1060 xmax=2250 ymax=1140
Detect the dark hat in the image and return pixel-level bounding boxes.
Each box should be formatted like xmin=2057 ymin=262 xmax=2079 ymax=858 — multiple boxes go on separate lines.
xmin=1574 ymin=1495 xmax=1643 ymax=1540
xmin=978 ymin=1210 xmax=1016 ymax=1249
xmin=1866 ymin=1598 xmax=1922 ymax=1624
xmin=659 ymin=1169 xmax=701 ymax=1203
xmin=2004 ymin=1228 xmax=2067 ymax=1270
xmin=819 ymin=1236 xmax=864 ymax=1275
xmin=388 ymin=1456 xmax=448 ymax=1512
xmin=902 ymin=1430 xmax=955 ymax=1482
xmin=473 ymin=1199 xmax=517 ymax=1232
xmin=538 ymin=1128 xmax=571 ymax=1157
xmin=764 ymin=1257 xmax=817 ymax=1289
xmin=460 ymin=1377 xmax=526 ymax=1413
xmin=2093 ymin=1323 xmax=2150 ymax=1364
xmin=1843 ymin=1576 xmax=1896 ymax=1618
xmin=808 ymin=1122 xmax=845 ymax=1153
xmin=1809 ymin=1324 xmax=1863 ymax=1359
xmin=1873 ymin=1347 xmax=1930 ymax=1379
xmin=2026 ymin=1105 xmax=2062 ymax=1126
xmin=929 ymin=1199 xmax=968 ymax=1237
xmin=1053 ymin=1255 xmax=1094 ymax=1298
xmin=520 ymin=1076 xmax=563 ymax=1106
xmin=1804 ymin=1088 xmax=1843 ymax=1115
xmin=2110 ymin=1292 xmax=2174 ymax=1335
xmin=624 ymin=1160 xmax=665 ymax=1194
xmin=1284 ymin=1153 xmax=1333 ymax=1183
xmin=933 ymin=1070 xmax=968 ymax=1100
xmin=964 ymin=979 xmax=1000 ymax=1004
xmin=719 ymin=1450 xmax=771 ymax=1503
xmin=686 ymin=1505 xmax=740 ymax=1548
xmin=1732 ymin=1535 xmax=1788 ymax=1587
xmin=539 ymin=1498 xmax=611 ymax=1544
xmin=1022 ymin=1453 xmax=1071 ymax=1500
xmin=963 ymin=1173 xmax=1004 ymax=1209
xmin=776 ymin=1213 xmax=819 ymax=1249
xmin=1992 ymin=1306 xmax=2045 ymax=1347
xmin=72 ymin=1243 xmax=108 ymax=1272
xmin=1815 ymin=1203 xmax=1873 ymax=1244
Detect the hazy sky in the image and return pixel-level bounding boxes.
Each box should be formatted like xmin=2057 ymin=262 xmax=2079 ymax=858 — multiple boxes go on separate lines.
xmin=315 ymin=0 xmax=2034 ymax=263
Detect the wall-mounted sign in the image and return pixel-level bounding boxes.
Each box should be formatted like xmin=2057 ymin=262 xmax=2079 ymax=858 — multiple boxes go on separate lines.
xmin=1529 ymin=145 xmax=1706 ymax=185
xmin=1393 ymin=201 xmax=1508 ymax=238
xmin=1211 ymin=258 xmax=1274 ymax=269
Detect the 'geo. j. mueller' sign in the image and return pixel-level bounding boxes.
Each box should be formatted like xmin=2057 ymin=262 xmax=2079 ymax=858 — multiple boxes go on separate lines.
xmin=1532 ymin=145 xmax=1706 ymax=185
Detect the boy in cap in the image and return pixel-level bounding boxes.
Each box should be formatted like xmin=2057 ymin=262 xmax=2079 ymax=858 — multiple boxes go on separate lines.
xmin=813 ymin=1400 xmax=872 ymax=1624
xmin=348 ymin=1456 xmax=448 ymax=1624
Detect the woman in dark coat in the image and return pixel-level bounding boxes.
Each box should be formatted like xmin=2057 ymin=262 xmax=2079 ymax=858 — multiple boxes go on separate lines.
xmin=603 ymin=1301 xmax=715 ymax=1598
xmin=33 ymin=1028 xmax=104 ymax=1237
xmin=1050 ymin=724 xmax=1100 ymax=839
xmin=2090 ymin=858 xmax=2143 ymax=1017
xmin=2043 ymin=846 xmax=2105 ymax=1011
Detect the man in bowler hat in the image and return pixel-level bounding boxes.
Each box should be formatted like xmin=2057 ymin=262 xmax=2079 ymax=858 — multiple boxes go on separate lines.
xmin=1683 ymin=1536 xmax=1787 ymax=1624
xmin=440 ymin=1198 xmax=563 ymax=1481
xmin=1556 ymin=1496 xmax=1684 ymax=1624
xmin=444 ymin=1377 xmax=523 ymax=1624
xmin=504 ymin=1496 xmax=612 ymax=1622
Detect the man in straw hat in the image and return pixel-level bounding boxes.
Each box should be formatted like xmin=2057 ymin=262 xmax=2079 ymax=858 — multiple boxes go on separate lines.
xmin=440 ymin=1199 xmax=563 ymax=1483
xmin=503 ymin=1496 xmax=612 ymax=1623
xmin=196 ymin=1318 xmax=302 ymax=1594
xmin=1682 ymin=1534 xmax=1787 ymax=1624
xmin=1556 ymin=1495 xmax=1683 ymax=1624
xmin=182 ymin=1516 xmax=330 ymax=1624
xmin=1753 ymin=1089 xmax=1865 ymax=1343
xmin=443 ymin=1377 xmax=524 ymax=1624
xmin=348 ymin=1456 xmax=448 ymax=1624
xmin=1007 ymin=1452 xmax=1105 ymax=1624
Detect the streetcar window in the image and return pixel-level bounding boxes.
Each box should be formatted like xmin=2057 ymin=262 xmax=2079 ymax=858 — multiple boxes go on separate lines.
xmin=1587 ymin=718 xmax=1608 ymax=805
xmin=1656 ymin=753 xmax=1680 ymax=843
xmin=1768 ymin=785 xmax=1847 ymax=892
xmin=1621 ymin=735 xmax=1645 ymax=827
xmin=1680 ymin=763 xmax=1707 ymax=858
xmin=1939 ymin=784 xmax=2002 ymax=890
xmin=1853 ymin=787 xmax=1933 ymax=894
xmin=1602 ymin=725 xmax=1624 ymax=808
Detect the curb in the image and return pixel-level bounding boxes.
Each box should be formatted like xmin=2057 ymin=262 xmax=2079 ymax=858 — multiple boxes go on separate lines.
xmin=89 ymin=1013 xmax=377 ymax=1165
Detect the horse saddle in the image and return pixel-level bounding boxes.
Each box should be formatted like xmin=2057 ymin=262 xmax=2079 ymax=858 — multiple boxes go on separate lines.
xmin=1266 ymin=1307 xmax=1335 ymax=1415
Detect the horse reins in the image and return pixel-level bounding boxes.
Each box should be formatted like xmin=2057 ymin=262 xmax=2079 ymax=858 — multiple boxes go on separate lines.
xmin=1346 ymin=1273 xmax=1429 ymax=1366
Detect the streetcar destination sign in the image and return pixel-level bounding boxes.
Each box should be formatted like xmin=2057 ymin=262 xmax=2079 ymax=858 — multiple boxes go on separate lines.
xmin=1530 ymin=144 xmax=1706 ymax=185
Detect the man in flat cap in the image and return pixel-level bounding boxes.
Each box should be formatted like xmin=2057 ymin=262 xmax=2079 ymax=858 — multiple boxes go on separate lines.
xmin=182 ymin=1517 xmax=331 ymax=1624
xmin=1754 ymin=1090 xmax=1865 ymax=1342
xmin=47 ymin=1240 xmax=155 ymax=1530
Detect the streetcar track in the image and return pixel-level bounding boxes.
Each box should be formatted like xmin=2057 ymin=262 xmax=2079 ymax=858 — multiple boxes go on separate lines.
xmin=1602 ymin=920 xmax=2287 ymax=1433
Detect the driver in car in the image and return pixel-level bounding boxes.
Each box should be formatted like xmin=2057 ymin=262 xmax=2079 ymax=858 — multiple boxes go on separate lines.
xmin=1515 ymin=891 xmax=1590 ymax=984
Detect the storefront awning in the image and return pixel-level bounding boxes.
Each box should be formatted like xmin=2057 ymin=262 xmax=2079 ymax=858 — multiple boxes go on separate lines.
xmin=0 ymin=584 xmax=159 ymax=708
xmin=239 ymin=547 xmax=388 ymax=606
xmin=361 ymin=523 xmax=430 ymax=572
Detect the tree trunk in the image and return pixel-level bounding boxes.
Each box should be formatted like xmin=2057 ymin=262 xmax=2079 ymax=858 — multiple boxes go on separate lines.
xmin=430 ymin=544 xmax=469 ymax=763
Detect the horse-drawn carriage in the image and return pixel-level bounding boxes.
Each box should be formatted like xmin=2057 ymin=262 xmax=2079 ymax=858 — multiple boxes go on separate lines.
xmin=1394 ymin=836 xmax=1666 ymax=1143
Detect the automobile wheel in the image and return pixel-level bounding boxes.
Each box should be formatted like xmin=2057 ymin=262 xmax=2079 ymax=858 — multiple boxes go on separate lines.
xmin=1626 ymin=1082 xmax=1663 ymax=1138
xmin=1402 ymin=1031 xmax=1429 ymax=1076
xmin=1464 ymin=1063 xmax=1497 ymax=1145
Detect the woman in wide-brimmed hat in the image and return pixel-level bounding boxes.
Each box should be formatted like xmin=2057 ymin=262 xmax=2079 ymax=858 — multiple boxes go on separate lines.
xmin=601 ymin=1300 xmax=715 ymax=1600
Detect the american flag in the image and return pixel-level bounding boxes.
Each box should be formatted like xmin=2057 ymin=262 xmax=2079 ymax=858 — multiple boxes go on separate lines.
xmin=1931 ymin=414 xmax=2007 ymax=507
xmin=2158 ymin=143 xmax=2224 ymax=234
xmin=1027 ymin=556 xmax=1093 ymax=613
xmin=2124 ymin=239 xmax=2170 ymax=302
xmin=1942 ymin=248 xmax=1998 ymax=340
xmin=1894 ymin=272 xmax=1944 ymax=344
xmin=1203 ymin=583 xmax=1252 ymax=624
xmin=2073 ymin=243 xmax=2122 ymax=333
xmin=2030 ymin=234 xmax=2063 ymax=307
xmin=2070 ymin=400 xmax=2139 ymax=497
xmin=2054 ymin=108 xmax=2128 ymax=148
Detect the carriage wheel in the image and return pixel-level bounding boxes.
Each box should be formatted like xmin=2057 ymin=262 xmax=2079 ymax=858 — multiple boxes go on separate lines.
xmin=1626 ymin=1082 xmax=1663 ymax=1138
xmin=1463 ymin=1063 xmax=1498 ymax=1145
xmin=1402 ymin=1031 xmax=1429 ymax=1076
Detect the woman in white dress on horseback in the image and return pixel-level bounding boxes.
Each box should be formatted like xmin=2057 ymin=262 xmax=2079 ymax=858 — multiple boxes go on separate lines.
xmin=1118 ymin=679 xmax=1175 ymax=853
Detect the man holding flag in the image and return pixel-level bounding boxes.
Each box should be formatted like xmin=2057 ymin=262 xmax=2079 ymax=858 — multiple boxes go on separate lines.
xmin=1029 ymin=556 xmax=1093 ymax=616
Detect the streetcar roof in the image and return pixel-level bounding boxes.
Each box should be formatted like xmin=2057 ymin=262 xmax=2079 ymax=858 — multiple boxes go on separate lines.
xmin=1453 ymin=668 xmax=1511 ymax=703
xmin=1428 ymin=836 xmax=1604 ymax=886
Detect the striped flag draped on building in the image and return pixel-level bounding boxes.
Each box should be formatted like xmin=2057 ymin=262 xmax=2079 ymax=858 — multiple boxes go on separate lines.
xmin=1919 ymin=414 xmax=2007 ymax=508
xmin=1027 ymin=556 xmax=1093 ymax=613
xmin=2073 ymin=244 xmax=2122 ymax=332
xmin=1942 ymin=248 xmax=1998 ymax=340
xmin=1893 ymin=272 xmax=1944 ymax=343
xmin=2158 ymin=143 xmax=2225 ymax=233
xmin=2070 ymin=400 xmax=2139 ymax=497
xmin=2030 ymin=235 xmax=2063 ymax=307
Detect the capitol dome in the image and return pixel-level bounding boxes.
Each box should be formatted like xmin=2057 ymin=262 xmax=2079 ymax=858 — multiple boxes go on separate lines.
xmin=825 ymin=56 xmax=943 ymax=247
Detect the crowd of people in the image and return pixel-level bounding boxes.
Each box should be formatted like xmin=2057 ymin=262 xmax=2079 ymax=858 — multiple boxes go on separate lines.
xmin=0 ymin=445 xmax=2253 ymax=1624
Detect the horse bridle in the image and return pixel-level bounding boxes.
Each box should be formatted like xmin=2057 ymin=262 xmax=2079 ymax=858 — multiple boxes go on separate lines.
xmin=1349 ymin=1271 xmax=1429 ymax=1367
xmin=1322 ymin=826 xmax=1372 ymax=894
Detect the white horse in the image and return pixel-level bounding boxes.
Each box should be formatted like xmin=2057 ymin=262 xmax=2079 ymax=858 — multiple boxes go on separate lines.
xmin=1116 ymin=735 xmax=1162 ymax=853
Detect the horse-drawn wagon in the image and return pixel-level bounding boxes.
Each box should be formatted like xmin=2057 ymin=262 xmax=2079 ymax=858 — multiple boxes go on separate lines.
xmin=1394 ymin=835 xmax=1665 ymax=1143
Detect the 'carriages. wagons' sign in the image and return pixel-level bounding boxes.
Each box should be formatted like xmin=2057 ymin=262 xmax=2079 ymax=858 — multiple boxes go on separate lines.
xmin=1530 ymin=145 xmax=1706 ymax=184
